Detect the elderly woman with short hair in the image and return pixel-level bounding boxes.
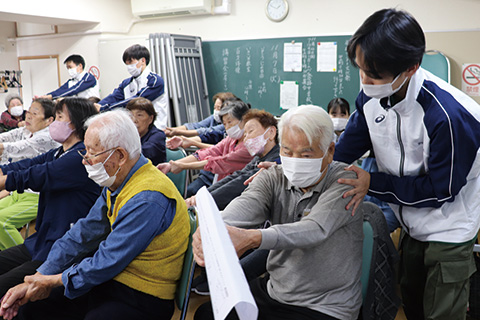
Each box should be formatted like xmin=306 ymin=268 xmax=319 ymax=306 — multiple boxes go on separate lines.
xmin=158 ymin=99 xmax=253 ymax=197
xmin=0 ymin=94 xmax=26 ymax=131
xmin=0 ymin=98 xmax=60 ymax=251
xmin=126 ymin=97 xmax=166 ymax=165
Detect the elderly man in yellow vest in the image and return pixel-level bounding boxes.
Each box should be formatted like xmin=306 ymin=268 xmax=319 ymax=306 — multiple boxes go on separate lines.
xmin=0 ymin=110 xmax=189 ymax=320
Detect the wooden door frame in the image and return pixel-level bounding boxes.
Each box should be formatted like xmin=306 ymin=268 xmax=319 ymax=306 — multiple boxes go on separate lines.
xmin=18 ymin=55 xmax=61 ymax=97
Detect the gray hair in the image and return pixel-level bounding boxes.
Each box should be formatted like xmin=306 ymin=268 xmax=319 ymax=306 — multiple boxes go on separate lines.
xmin=5 ymin=94 xmax=23 ymax=108
xmin=218 ymin=99 xmax=250 ymax=121
xmin=84 ymin=109 xmax=141 ymax=159
xmin=278 ymin=105 xmax=334 ymax=152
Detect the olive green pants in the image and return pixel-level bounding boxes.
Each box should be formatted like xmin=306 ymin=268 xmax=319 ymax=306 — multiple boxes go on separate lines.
xmin=400 ymin=233 xmax=476 ymax=320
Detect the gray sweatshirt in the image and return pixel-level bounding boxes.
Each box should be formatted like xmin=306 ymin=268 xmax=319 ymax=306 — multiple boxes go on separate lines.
xmin=222 ymin=161 xmax=363 ymax=320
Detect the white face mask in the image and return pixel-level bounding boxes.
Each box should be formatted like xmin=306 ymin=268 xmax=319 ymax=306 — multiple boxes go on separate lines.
xmin=10 ymin=105 xmax=24 ymax=117
xmin=84 ymin=150 xmax=120 ymax=188
xmin=280 ymin=155 xmax=327 ymax=188
xmin=213 ymin=110 xmax=221 ymax=123
xmin=361 ymin=73 xmax=409 ymax=99
xmin=68 ymin=67 xmax=78 ymax=78
xmin=127 ymin=62 xmax=142 ymax=78
xmin=226 ymin=123 xmax=244 ymax=140
xmin=332 ymin=118 xmax=348 ymax=132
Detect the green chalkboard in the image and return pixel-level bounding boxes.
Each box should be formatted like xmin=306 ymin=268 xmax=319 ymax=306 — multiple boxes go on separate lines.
xmin=202 ymin=35 xmax=359 ymax=116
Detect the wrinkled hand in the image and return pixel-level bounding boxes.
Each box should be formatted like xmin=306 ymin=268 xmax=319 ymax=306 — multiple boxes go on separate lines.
xmin=169 ymin=160 xmax=183 ymax=174
xmin=226 ymin=226 xmax=261 ymax=258
xmin=185 ymin=196 xmax=196 ymax=208
xmin=157 ymin=162 xmax=172 ymax=174
xmin=0 ymin=283 xmax=28 ymax=320
xmin=17 ymin=121 xmax=26 ymax=127
xmin=243 ymin=161 xmax=277 ymax=185
xmin=164 ymin=127 xmax=175 ymax=137
xmin=0 ymin=273 xmax=60 ymax=320
xmin=22 ymin=274 xmax=59 ymax=302
xmin=180 ymin=138 xmax=195 ymax=149
xmin=166 ymin=136 xmax=183 ymax=150
xmin=337 ymin=165 xmax=371 ymax=215
xmin=192 ymin=228 xmax=205 ymax=267
xmin=34 ymin=95 xmax=52 ymax=100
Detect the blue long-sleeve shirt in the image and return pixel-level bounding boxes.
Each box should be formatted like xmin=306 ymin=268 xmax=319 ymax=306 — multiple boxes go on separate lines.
xmin=184 ymin=114 xmax=225 ymax=136
xmin=199 ymin=127 xmax=226 ymax=145
xmin=47 ymin=72 xmax=98 ymax=99
xmin=141 ymin=126 xmax=166 ymax=165
xmin=2 ymin=142 xmax=101 ymax=261
xmin=38 ymin=155 xmax=176 ymax=299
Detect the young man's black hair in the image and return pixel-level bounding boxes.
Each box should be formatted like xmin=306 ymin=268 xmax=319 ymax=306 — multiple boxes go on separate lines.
xmin=63 ymin=55 xmax=86 ymax=70
xmin=122 ymin=44 xmax=150 ymax=66
xmin=346 ymin=8 xmax=425 ymax=79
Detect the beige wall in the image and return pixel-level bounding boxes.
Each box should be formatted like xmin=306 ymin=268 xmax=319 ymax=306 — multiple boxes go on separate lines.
xmin=0 ymin=21 xmax=21 ymax=109
xmin=425 ymin=31 xmax=480 ymax=104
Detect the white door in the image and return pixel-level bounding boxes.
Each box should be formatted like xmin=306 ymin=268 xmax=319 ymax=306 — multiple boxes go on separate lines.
xmin=19 ymin=56 xmax=60 ymax=106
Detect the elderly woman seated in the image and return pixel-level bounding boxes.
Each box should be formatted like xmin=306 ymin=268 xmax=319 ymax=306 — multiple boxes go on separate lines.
xmin=164 ymin=92 xmax=235 ymax=140
xmin=0 ymin=97 xmax=100 ymax=297
xmin=166 ymin=96 xmax=243 ymax=150
xmin=0 ymin=98 xmax=60 ymax=251
xmin=0 ymin=94 xmax=26 ymax=132
xmin=0 ymin=98 xmax=59 ymax=164
xmin=158 ymin=100 xmax=252 ymax=197
xmin=126 ymin=97 xmax=166 ymax=165
xmin=185 ymin=109 xmax=280 ymax=210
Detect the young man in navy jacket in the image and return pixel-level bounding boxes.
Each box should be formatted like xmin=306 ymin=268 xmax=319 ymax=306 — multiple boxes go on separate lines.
xmin=41 ymin=55 xmax=99 ymax=100
xmin=334 ymin=8 xmax=480 ymax=320
xmin=98 ymin=44 xmax=168 ymax=130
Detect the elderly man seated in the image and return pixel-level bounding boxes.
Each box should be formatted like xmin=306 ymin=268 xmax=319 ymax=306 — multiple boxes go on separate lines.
xmin=0 ymin=110 xmax=190 ymax=320
xmin=193 ymin=105 xmax=364 ymax=320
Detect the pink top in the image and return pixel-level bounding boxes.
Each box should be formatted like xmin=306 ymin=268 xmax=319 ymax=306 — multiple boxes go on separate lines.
xmin=196 ymin=136 xmax=253 ymax=181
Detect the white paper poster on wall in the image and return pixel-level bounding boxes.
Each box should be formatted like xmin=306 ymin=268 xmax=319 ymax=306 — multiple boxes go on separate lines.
xmin=462 ymin=63 xmax=480 ymax=96
xmin=280 ymin=80 xmax=298 ymax=109
xmin=317 ymin=42 xmax=337 ymax=72
xmin=283 ymin=42 xmax=303 ymax=72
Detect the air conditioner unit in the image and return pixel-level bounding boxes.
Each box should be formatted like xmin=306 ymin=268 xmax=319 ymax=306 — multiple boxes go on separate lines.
xmin=131 ymin=0 xmax=213 ymax=19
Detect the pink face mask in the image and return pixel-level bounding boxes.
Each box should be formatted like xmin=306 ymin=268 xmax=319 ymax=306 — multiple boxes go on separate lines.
xmin=244 ymin=127 xmax=271 ymax=157
xmin=49 ymin=120 xmax=75 ymax=143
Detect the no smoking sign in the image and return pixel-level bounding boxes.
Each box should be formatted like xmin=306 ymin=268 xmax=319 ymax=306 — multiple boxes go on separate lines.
xmin=462 ymin=63 xmax=480 ymax=96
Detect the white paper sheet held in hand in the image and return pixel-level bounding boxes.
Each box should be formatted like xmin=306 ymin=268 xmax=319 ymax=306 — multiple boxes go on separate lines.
xmin=195 ymin=187 xmax=258 ymax=320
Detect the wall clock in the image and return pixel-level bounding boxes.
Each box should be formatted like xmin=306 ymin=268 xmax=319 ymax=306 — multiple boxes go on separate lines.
xmin=265 ymin=0 xmax=289 ymax=22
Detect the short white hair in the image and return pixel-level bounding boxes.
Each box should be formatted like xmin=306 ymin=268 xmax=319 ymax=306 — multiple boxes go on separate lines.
xmin=84 ymin=109 xmax=141 ymax=159
xmin=278 ymin=105 xmax=334 ymax=152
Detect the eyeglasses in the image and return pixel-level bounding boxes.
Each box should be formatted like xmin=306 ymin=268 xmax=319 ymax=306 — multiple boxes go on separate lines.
xmin=78 ymin=148 xmax=117 ymax=166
